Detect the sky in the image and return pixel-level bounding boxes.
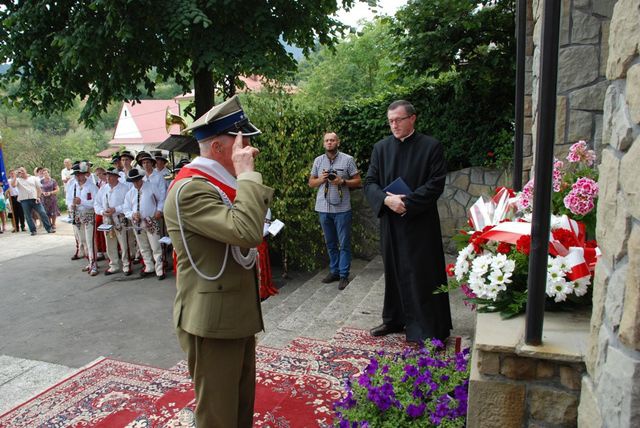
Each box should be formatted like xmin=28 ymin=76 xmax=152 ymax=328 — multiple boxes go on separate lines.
xmin=335 ymin=0 xmax=409 ymax=28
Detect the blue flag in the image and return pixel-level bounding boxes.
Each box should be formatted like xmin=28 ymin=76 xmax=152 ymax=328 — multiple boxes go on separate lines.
xmin=0 ymin=144 xmax=8 ymax=192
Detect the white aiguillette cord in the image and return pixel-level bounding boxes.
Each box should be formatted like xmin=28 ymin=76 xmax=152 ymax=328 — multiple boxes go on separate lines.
xmin=175 ymin=178 xmax=257 ymax=281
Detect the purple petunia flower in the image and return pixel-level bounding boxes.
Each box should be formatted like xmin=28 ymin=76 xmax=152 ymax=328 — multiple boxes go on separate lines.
xmin=364 ymin=358 xmax=378 ymax=375
xmin=358 ymin=374 xmax=371 ymax=388
xmin=406 ymin=402 xmax=427 ymax=418
xmin=404 ymin=364 xmax=419 ymax=377
xmin=431 ymin=338 xmax=445 ymax=349
xmin=412 ymin=386 xmax=425 ymax=399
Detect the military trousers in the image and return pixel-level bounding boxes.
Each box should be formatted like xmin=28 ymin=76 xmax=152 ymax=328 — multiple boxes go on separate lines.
xmin=177 ymin=328 xmax=256 ymax=428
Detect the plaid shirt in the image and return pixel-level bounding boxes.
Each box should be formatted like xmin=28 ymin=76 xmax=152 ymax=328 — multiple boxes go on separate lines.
xmin=311 ymin=151 xmax=358 ymax=213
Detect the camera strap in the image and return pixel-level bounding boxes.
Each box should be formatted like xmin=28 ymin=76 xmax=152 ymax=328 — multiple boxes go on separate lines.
xmin=323 ymin=180 xmax=343 ymax=203
xmin=323 ymin=152 xmax=343 ymax=204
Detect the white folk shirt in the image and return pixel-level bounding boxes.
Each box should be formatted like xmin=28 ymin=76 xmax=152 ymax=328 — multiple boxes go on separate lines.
xmin=65 ymin=176 xmax=76 ymax=194
xmin=94 ymin=183 xmax=129 ymax=216
xmin=156 ymin=167 xmax=171 ymax=177
xmin=124 ymin=181 xmax=164 ymax=220
xmin=15 ymin=176 xmax=42 ymax=201
xmin=66 ymin=180 xmax=99 ymax=213
xmin=143 ymin=170 xmax=167 ymax=200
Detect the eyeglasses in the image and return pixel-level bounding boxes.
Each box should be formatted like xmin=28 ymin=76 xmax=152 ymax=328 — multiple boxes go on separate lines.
xmin=388 ymin=115 xmax=412 ymax=125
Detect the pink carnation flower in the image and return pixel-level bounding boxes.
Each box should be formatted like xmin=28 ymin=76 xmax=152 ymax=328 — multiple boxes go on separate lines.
xmin=563 ymin=177 xmax=598 ymax=216
xmin=553 ymin=159 xmax=564 ymax=192
xmin=567 ymin=140 xmax=596 ymax=166
xmin=517 ymin=179 xmax=534 ymax=211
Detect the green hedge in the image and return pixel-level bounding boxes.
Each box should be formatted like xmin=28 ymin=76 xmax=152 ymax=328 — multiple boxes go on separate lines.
xmin=244 ymin=74 xmax=514 ymax=271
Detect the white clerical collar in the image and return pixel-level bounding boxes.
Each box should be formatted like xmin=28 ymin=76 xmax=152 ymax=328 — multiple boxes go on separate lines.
xmin=399 ymin=130 xmax=415 ymax=142
xmin=188 ymin=156 xmax=238 ymax=190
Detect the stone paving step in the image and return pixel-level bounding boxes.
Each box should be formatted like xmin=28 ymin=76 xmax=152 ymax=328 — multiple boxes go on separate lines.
xmin=343 ymin=274 xmax=386 ymax=331
xmin=301 ymin=256 xmax=385 ymax=341
xmin=259 ymin=271 xmax=311 ymax=317
xmin=258 ymin=258 xmax=370 ymax=348
xmin=0 ymin=355 xmax=75 ymax=415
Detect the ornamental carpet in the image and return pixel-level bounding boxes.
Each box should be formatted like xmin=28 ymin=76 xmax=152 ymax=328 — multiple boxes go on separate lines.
xmin=0 ymin=328 xmax=412 ymax=428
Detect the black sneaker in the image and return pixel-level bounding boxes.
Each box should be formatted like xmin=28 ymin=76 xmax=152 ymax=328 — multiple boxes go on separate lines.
xmin=338 ymin=277 xmax=350 ymax=290
xmin=321 ymin=273 xmax=340 ymax=283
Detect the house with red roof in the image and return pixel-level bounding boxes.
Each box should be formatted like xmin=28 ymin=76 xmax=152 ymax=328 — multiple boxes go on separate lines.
xmin=98 ymin=100 xmax=182 ymax=158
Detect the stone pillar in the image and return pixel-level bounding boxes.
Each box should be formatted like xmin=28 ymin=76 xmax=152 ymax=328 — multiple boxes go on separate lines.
xmin=580 ymin=1 xmax=640 ymax=427
xmin=529 ymin=0 xmax=615 ymax=169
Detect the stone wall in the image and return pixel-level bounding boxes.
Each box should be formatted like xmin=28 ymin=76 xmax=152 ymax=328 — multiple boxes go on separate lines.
xmin=523 ymin=0 xmax=535 ymax=182
xmin=579 ymin=1 xmax=640 ymax=427
xmin=438 ymin=167 xmax=510 ymax=253
xmin=530 ymin=0 xmax=616 ymax=169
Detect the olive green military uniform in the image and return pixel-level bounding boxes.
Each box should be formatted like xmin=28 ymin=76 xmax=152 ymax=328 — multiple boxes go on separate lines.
xmin=164 ymin=171 xmax=273 ymax=427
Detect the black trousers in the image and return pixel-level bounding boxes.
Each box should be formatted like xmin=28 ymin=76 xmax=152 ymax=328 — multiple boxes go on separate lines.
xmin=10 ymin=195 xmax=25 ymax=230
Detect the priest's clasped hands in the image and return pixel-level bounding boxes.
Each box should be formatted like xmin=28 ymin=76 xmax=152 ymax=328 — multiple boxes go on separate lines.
xmin=385 ymin=192 xmax=407 ymax=215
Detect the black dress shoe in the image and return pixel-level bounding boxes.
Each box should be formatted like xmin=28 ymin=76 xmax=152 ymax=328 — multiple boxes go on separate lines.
xmin=139 ymin=270 xmax=154 ymax=278
xmin=370 ymin=324 xmax=404 ymax=337
xmin=157 ymin=274 xmax=166 ymax=281
xmin=338 ymin=277 xmax=350 ymax=290
xmin=123 ymin=269 xmax=132 ymax=276
xmin=321 ymin=272 xmax=340 ymax=283
xmin=71 ymin=255 xmax=83 ymax=261
xmin=104 ymin=270 xmax=117 ymax=276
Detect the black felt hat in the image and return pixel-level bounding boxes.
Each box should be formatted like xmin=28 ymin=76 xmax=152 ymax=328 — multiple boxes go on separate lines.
xmin=126 ymin=168 xmax=144 ymax=182
xmin=105 ymin=167 xmax=121 ymax=177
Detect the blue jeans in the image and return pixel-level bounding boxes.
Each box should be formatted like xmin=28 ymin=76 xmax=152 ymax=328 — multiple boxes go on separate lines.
xmin=20 ymin=199 xmax=52 ymax=233
xmin=319 ymin=211 xmax=352 ymax=278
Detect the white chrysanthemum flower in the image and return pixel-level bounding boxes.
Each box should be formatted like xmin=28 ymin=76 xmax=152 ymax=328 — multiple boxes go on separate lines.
xmin=504 ymin=259 xmax=516 ymax=273
xmin=490 ymin=253 xmax=508 ymax=270
xmin=454 ymin=244 xmax=475 ymax=281
xmin=572 ymin=277 xmax=590 ymax=296
xmin=468 ymin=272 xmax=487 ymax=298
xmin=484 ymin=285 xmax=500 ymax=300
xmin=489 ymin=268 xmax=512 ymax=286
xmin=472 ymin=254 xmax=492 ymax=274
xmin=547 ymin=268 xmax=564 ymax=282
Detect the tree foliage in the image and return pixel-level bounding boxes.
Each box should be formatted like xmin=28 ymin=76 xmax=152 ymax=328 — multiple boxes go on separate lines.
xmin=395 ymin=0 xmax=515 ymax=78
xmin=296 ymin=18 xmax=402 ymax=109
xmin=0 ymin=0 xmax=361 ymax=124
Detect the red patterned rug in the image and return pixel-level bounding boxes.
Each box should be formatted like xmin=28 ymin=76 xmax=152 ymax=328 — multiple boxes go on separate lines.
xmin=0 ymin=328 xmax=414 ymax=428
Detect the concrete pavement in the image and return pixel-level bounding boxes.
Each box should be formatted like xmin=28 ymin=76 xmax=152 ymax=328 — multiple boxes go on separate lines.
xmin=0 ymin=218 xmax=184 ymax=414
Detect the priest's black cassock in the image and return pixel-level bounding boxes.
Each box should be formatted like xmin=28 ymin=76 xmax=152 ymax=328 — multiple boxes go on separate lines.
xmin=364 ymin=132 xmax=452 ymax=342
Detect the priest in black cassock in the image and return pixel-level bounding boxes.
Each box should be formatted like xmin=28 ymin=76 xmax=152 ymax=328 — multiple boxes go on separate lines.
xmin=363 ymin=100 xmax=452 ymax=343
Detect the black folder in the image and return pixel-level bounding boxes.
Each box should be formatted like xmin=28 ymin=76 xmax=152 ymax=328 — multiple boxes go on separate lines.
xmin=383 ymin=177 xmax=412 ymax=195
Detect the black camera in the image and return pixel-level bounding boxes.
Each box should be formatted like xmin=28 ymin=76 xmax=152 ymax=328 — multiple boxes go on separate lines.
xmin=326 ymin=168 xmax=338 ymax=181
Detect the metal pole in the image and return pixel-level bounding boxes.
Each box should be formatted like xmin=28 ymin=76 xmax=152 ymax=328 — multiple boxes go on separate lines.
xmin=525 ymin=0 xmax=561 ymax=346
xmin=513 ymin=0 xmax=527 ymax=191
